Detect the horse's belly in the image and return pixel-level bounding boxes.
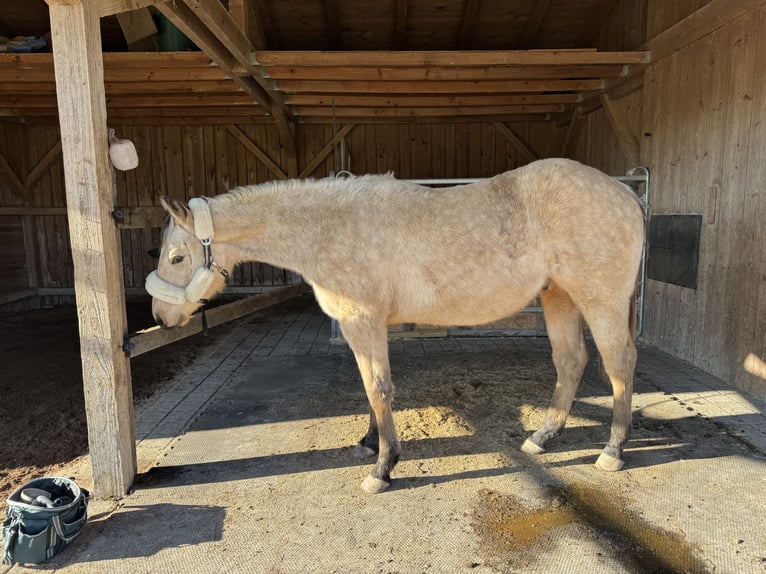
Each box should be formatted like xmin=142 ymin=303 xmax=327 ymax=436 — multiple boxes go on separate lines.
xmin=389 ymin=286 xmax=539 ymax=327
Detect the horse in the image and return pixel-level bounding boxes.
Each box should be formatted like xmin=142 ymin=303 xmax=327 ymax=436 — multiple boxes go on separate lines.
xmin=146 ymin=157 xmax=645 ymax=494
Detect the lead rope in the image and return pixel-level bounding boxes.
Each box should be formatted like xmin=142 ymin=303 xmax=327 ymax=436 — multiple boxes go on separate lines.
xmin=200 ymin=300 xmax=209 ymax=336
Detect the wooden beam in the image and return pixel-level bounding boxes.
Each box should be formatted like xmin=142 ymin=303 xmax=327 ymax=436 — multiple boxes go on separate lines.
xmin=25 ymin=139 xmax=62 ymax=188
xmin=155 ymin=1 xmax=241 ymax=79
xmin=298 ymin=113 xmax=549 ymax=125
xmin=299 ymin=123 xmax=354 ymax=178
xmin=228 ymin=0 xmax=268 ymax=50
xmin=115 ymin=8 xmax=158 ymax=51
xmin=126 ymin=284 xmax=310 ymax=357
xmin=646 ymin=0 xmax=766 ymax=63
xmin=46 ymin=0 xmax=136 ymax=498
xmin=225 ymin=125 xmax=287 ymax=179
xmin=0 ymin=150 xmax=26 ymax=200
xmin=276 ymin=78 xmax=603 ymax=94
xmin=180 ymin=0 xmax=254 ymax=66
xmin=491 ymin=122 xmax=538 ymax=164
xmin=552 ymin=68 xmax=644 ymax=125
xmin=158 ymin=0 xmax=298 ymax=175
xmin=296 ymin=104 xmax=561 ymax=118
xmin=254 ymin=50 xmax=650 ymax=67
xmin=285 ymin=94 xmax=579 ymax=107
xmin=0 ymin=206 xmax=67 ymax=216
xmin=263 ymin=64 xmax=626 ymax=81
xmin=97 ymin=0 xmax=157 ymax=17
xmin=518 ymin=0 xmax=549 ymax=49
xmin=600 ymin=93 xmax=639 ymax=165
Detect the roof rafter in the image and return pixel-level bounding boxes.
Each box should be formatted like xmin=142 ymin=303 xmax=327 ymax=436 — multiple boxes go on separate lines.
xmin=155 ymin=0 xmax=298 ymax=175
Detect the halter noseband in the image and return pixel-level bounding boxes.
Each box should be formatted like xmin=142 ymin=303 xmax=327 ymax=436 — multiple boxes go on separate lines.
xmin=145 ymin=198 xmax=228 ymax=305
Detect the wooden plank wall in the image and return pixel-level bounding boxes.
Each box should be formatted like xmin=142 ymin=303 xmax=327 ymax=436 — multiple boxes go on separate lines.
xmin=639 ymin=5 xmax=766 ymax=395
xmin=576 ymin=1 xmax=766 ymax=396
xmin=0 ymin=120 xmax=560 ymax=298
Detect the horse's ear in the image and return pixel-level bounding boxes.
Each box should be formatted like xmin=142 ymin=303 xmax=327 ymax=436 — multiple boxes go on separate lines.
xmin=159 ymin=196 xmax=194 ymax=234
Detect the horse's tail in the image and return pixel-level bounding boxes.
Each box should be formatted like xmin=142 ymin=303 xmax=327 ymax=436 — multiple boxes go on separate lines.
xmin=629 ymin=272 xmax=639 ymax=343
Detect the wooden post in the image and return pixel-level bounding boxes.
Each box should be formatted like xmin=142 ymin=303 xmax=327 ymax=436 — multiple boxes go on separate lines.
xmin=46 ymin=0 xmax=136 ymax=498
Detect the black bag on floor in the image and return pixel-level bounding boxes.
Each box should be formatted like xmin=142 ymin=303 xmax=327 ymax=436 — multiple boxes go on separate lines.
xmin=2 ymin=477 xmax=89 ymax=565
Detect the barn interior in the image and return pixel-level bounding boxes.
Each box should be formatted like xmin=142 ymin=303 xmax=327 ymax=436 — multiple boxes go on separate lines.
xmin=0 ymin=0 xmax=764 ymax=499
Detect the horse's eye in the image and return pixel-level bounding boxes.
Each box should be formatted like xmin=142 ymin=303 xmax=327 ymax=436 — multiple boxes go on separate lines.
xmin=171 ymin=255 xmax=184 ymax=265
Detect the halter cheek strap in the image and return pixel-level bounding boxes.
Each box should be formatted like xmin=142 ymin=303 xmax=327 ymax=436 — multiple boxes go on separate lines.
xmin=145 ymin=198 xmax=228 ymax=305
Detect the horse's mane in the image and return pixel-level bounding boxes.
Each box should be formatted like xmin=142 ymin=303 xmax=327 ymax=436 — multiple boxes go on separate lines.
xmin=217 ymin=173 xmax=398 ymax=207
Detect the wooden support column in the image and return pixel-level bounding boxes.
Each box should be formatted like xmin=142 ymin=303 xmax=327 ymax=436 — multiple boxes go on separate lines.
xmin=47 ymin=0 xmax=136 ymax=498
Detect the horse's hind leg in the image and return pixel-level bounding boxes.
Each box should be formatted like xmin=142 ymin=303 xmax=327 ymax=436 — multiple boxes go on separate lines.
xmin=584 ymin=303 xmax=637 ymax=471
xmin=339 ymin=316 xmax=400 ymax=494
xmin=522 ymin=283 xmax=588 ymax=455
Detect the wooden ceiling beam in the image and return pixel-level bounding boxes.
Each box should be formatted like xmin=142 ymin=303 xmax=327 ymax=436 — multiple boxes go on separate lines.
xmin=0 ymin=94 xmax=261 ymax=108
xmin=155 ymin=0 xmax=298 ymax=175
xmin=294 ymin=104 xmax=562 ymax=117
xmin=264 ymin=64 xmax=625 ymax=82
xmin=518 ymin=0 xmax=550 ymax=49
xmin=277 ymin=78 xmax=602 ymax=94
xmin=296 ymin=114 xmax=551 ymax=125
xmin=228 ymin=0 xmax=268 ymax=50
xmin=645 ymin=0 xmax=766 ymax=63
xmin=254 ymin=50 xmax=650 ymax=67
xmin=97 ymin=0 xmax=157 ymax=17
xmin=8 ymin=105 xmax=273 ymax=118
xmin=285 ymin=94 xmax=579 ymax=107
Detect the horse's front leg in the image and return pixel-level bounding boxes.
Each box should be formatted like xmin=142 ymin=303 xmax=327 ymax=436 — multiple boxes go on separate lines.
xmin=352 ymin=406 xmax=379 ymax=459
xmin=340 ymin=317 xmax=400 ymax=494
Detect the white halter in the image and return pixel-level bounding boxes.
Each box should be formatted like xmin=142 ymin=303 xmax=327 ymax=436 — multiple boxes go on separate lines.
xmin=145 ymin=198 xmax=227 ymax=305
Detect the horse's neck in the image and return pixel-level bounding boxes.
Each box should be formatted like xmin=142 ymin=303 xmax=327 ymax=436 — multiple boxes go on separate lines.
xmin=209 ymin=191 xmax=320 ymax=275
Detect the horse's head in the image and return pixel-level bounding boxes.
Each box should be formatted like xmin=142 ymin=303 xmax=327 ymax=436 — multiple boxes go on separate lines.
xmin=146 ymin=196 xmax=229 ymax=328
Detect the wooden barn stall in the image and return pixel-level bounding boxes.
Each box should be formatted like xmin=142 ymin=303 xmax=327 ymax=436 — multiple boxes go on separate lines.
xmin=0 ymin=0 xmax=764 ymax=497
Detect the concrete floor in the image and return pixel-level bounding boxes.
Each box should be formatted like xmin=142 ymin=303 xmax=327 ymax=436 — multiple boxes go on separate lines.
xmin=5 ymin=294 xmax=766 ymax=574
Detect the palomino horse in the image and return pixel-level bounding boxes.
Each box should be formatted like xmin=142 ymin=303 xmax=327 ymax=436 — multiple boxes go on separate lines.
xmin=146 ymin=158 xmax=645 ymax=494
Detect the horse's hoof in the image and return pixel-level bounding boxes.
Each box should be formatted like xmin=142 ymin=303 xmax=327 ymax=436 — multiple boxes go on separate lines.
xmin=521 ymin=438 xmax=546 ymax=455
xmin=352 ymin=443 xmax=377 ymax=460
xmin=595 ymin=452 xmax=624 ymax=472
xmin=361 ymin=475 xmax=390 ymax=494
